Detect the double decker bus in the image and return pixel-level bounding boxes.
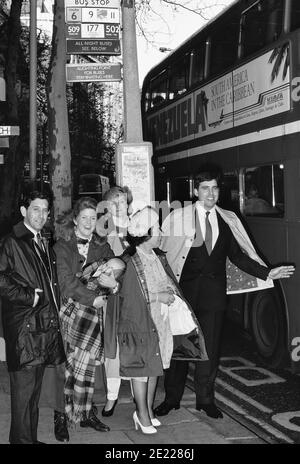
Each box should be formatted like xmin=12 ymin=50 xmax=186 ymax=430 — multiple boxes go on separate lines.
xmin=141 ymin=0 xmax=300 ymax=371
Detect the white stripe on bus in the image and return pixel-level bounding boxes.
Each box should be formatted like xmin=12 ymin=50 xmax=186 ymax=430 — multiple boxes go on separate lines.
xmin=157 ymin=121 xmax=300 ymax=164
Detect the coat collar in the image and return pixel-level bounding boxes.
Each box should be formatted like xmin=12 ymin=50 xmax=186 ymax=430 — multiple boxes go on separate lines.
xmin=13 ymin=221 xmax=35 ymax=239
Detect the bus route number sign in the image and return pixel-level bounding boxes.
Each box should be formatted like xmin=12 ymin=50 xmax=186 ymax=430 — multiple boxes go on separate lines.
xmin=66 ymin=23 xmax=120 ymax=39
xmin=66 ymin=7 xmax=120 ymax=23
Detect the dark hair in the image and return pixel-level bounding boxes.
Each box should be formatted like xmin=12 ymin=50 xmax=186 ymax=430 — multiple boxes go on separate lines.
xmin=103 ymin=185 xmax=133 ymax=206
xmin=73 ymin=197 xmax=97 ymax=218
xmin=19 ymin=190 xmax=51 ymax=209
xmin=194 ymin=163 xmax=223 ymax=190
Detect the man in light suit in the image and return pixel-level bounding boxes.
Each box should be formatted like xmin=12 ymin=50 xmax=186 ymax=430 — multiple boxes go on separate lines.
xmin=154 ymin=163 xmax=295 ymax=419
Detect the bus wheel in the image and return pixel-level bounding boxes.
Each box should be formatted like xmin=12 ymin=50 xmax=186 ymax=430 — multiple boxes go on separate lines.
xmin=249 ymin=289 xmax=286 ymax=368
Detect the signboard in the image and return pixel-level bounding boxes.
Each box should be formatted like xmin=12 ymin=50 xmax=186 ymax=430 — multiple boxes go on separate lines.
xmin=0 ymin=126 xmax=20 ymax=136
xmin=66 ymin=63 xmax=121 ymax=82
xmin=147 ymin=46 xmax=291 ymax=150
xmin=0 ymin=154 xmax=3 ymax=164
xmin=66 ymin=7 xmax=120 ymax=23
xmin=66 ymin=38 xmax=121 ymax=54
xmin=0 ymin=138 xmax=8 ymax=147
xmin=65 ymin=0 xmax=120 ymax=7
xmin=66 ymin=22 xmax=120 ymax=39
xmin=115 ymin=143 xmax=155 ymax=213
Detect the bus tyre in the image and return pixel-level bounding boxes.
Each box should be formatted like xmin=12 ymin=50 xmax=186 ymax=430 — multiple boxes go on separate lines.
xmin=249 ymin=289 xmax=286 ymax=368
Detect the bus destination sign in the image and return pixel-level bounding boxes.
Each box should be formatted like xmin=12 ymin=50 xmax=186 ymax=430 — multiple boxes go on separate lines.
xmin=66 ymin=38 xmax=121 ymax=54
xmin=66 ymin=7 xmax=120 ymax=23
xmin=65 ymin=0 xmax=120 ymax=7
xmin=66 ymin=23 xmax=120 ymax=39
xmin=66 ymin=63 xmax=121 ymax=82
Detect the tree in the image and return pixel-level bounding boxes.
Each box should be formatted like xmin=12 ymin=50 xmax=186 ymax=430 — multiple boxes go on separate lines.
xmin=0 ymin=0 xmax=24 ymax=234
xmin=47 ymin=0 xmax=72 ymax=224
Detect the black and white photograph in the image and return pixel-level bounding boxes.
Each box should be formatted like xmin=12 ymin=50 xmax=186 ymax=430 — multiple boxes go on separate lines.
xmin=0 ymin=0 xmax=299 ymax=451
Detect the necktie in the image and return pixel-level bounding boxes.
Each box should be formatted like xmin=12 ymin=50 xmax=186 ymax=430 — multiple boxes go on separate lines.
xmin=205 ymin=211 xmax=212 ymax=255
xmin=36 ymin=233 xmax=44 ymax=251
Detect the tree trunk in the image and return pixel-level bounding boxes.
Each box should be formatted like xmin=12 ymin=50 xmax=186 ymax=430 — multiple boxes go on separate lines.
xmin=47 ymin=0 xmax=71 ymax=226
xmin=0 ymin=0 xmax=23 ymax=230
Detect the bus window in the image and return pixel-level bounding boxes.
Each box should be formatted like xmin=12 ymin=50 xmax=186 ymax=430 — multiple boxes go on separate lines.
xmin=169 ymin=55 xmax=189 ymax=100
xmin=150 ymin=70 xmax=168 ymax=108
xmin=171 ymin=177 xmax=191 ymax=203
xmin=190 ymin=42 xmax=206 ymax=87
xmin=209 ymin=16 xmax=239 ymax=77
xmin=290 ymin=0 xmax=300 ymax=31
xmin=219 ymin=171 xmax=240 ymax=213
xmin=243 ymin=164 xmax=284 ymax=217
xmin=240 ymin=0 xmax=284 ymax=58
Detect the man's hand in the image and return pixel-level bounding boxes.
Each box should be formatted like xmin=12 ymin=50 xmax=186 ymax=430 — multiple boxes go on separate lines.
xmin=268 ymin=265 xmax=295 ymax=280
xmin=33 ymin=288 xmax=43 ymax=308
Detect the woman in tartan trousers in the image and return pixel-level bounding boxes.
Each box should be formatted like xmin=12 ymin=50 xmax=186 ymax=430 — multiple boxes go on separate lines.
xmin=54 ymin=197 xmax=119 ymax=432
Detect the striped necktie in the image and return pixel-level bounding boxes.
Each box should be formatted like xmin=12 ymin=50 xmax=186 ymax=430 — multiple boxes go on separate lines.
xmin=205 ymin=211 xmax=212 ymax=255
xmin=36 ymin=233 xmax=44 ymax=251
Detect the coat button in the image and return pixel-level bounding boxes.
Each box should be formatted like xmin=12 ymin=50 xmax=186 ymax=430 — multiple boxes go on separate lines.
xmin=156 ymin=353 xmax=159 ymax=356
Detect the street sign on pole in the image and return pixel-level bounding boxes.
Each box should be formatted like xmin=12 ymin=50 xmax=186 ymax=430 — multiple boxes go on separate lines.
xmin=65 ymin=0 xmax=120 ymax=7
xmin=0 ymin=138 xmax=9 ymax=147
xmin=66 ymin=38 xmax=121 ymax=54
xmin=66 ymin=62 xmax=121 ymax=82
xmin=66 ymin=7 xmax=120 ymax=23
xmin=0 ymin=126 xmax=20 ymax=136
xmin=66 ymin=22 xmax=120 ymax=39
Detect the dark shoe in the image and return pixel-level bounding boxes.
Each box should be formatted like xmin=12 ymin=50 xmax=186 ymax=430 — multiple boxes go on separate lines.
xmin=102 ymin=399 xmax=118 ymax=417
xmin=80 ymin=410 xmax=110 ymax=432
xmin=54 ymin=410 xmax=70 ymax=443
xmin=196 ymin=403 xmax=223 ymax=419
xmin=153 ymin=401 xmax=180 ymax=417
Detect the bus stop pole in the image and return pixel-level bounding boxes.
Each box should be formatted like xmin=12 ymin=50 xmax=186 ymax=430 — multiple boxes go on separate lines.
xmin=121 ymin=0 xmax=143 ymax=143
xmin=29 ymin=0 xmax=37 ymax=184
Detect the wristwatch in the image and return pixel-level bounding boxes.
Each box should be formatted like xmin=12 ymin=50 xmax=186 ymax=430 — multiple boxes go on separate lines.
xmin=111 ymin=282 xmax=120 ymax=294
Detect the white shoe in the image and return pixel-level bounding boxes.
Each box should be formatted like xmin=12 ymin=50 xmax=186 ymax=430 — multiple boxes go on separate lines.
xmin=151 ymin=417 xmax=161 ymax=427
xmin=133 ymin=411 xmax=157 ymax=434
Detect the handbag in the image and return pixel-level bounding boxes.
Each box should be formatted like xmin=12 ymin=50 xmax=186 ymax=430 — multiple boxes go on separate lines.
xmin=165 ymin=295 xmax=197 ymax=336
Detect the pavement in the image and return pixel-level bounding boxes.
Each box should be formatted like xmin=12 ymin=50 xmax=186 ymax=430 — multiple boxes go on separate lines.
xmin=0 ymin=362 xmax=266 ymax=446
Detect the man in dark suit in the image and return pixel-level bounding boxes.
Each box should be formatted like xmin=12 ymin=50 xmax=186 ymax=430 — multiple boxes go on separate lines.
xmin=0 ymin=191 xmax=66 ymax=443
xmin=154 ymin=163 xmax=295 ymax=419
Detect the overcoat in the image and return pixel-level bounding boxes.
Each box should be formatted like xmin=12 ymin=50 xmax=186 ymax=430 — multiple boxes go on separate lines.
xmin=0 ymin=221 xmax=65 ymax=371
xmin=53 ymin=231 xmax=114 ymax=305
xmin=114 ymin=248 xmax=208 ymax=378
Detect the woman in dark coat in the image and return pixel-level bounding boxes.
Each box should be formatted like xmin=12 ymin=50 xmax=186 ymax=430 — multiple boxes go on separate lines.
xmin=117 ymin=206 xmax=207 ymax=434
xmin=54 ymin=197 xmax=119 ymax=431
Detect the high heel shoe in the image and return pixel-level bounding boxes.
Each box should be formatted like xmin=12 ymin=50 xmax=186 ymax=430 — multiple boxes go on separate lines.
xmin=133 ymin=411 xmax=157 ymax=434
xmin=151 ymin=417 xmax=161 ymax=427
xmin=102 ymin=399 xmax=118 ymax=417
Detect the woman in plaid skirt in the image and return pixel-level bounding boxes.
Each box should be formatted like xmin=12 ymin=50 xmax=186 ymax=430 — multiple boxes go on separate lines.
xmin=54 ymin=197 xmax=120 ymax=432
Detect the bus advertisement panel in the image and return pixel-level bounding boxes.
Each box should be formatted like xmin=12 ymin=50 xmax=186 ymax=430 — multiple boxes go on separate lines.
xmin=147 ymin=46 xmax=290 ymax=151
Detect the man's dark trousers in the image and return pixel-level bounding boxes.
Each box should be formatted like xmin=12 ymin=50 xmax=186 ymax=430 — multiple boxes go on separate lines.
xmin=9 ymin=365 xmax=45 ymax=444
xmin=163 ymin=309 xmax=225 ymax=405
